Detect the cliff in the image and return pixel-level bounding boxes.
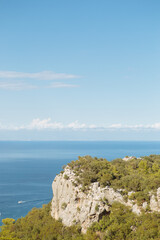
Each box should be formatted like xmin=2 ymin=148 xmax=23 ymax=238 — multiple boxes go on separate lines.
xmin=51 ymin=166 xmax=160 ymax=233
xmin=51 ymin=158 xmax=160 ymax=233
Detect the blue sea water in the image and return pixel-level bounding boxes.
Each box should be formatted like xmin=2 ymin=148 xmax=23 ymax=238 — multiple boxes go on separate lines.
xmin=0 ymin=141 xmax=160 ymax=223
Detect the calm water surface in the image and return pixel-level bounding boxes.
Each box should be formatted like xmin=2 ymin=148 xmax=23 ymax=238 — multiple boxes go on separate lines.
xmin=0 ymin=141 xmax=160 ymax=222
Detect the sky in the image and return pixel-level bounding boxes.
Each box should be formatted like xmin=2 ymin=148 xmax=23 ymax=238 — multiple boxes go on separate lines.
xmin=0 ymin=0 xmax=160 ymax=140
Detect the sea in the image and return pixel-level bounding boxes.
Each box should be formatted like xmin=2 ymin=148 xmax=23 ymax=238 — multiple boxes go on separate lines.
xmin=0 ymin=140 xmax=160 ymax=223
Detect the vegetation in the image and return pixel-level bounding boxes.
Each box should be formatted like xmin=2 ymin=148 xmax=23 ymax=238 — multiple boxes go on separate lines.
xmin=1 ymin=155 xmax=160 ymax=239
xmin=1 ymin=202 xmax=160 ymax=239
xmin=68 ymin=155 xmax=160 ymax=205
xmin=64 ymin=174 xmax=69 ymax=180
xmin=89 ymin=202 xmax=160 ymax=240
xmin=61 ymin=202 xmax=67 ymax=210
xmin=0 ymin=203 xmax=83 ymax=240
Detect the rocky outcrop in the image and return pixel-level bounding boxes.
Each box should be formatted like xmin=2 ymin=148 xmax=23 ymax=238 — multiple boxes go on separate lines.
xmin=51 ymin=167 xmax=160 ymax=233
xmin=51 ymin=167 xmax=124 ymax=232
xmin=150 ymin=188 xmax=160 ymax=212
xmin=122 ymin=156 xmax=136 ymax=161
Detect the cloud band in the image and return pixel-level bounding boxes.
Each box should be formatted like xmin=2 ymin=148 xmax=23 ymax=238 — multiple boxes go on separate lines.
xmin=0 ymin=119 xmax=160 ymax=131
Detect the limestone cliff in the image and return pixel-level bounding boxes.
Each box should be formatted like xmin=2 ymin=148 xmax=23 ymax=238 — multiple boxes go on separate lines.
xmin=51 ymin=166 xmax=160 ymax=233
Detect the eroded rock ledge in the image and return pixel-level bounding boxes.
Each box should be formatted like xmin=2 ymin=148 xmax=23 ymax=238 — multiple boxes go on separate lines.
xmin=51 ymin=166 xmax=160 ymax=233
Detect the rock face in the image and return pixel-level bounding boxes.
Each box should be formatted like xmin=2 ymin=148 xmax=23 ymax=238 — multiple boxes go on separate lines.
xmin=150 ymin=188 xmax=160 ymax=212
xmin=51 ymin=167 xmax=124 ymax=232
xmin=51 ymin=167 xmax=160 ymax=233
xmin=122 ymin=156 xmax=136 ymax=161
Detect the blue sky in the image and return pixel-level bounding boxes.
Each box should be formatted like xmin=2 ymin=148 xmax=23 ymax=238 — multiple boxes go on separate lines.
xmin=0 ymin=0 xmax=160 ymax=140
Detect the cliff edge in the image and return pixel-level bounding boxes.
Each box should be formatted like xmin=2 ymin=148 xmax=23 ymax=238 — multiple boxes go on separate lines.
xmin=51 ymin=156 xmax=160 ymax=233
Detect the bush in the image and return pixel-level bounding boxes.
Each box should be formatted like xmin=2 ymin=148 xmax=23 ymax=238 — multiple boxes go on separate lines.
xmin=64 ymin=174 xmax=69 ymax=180
xmin=67 ymin=155 xmax=160 ymax=204
xmin=61 ymin=202 xmax=67 ymax=210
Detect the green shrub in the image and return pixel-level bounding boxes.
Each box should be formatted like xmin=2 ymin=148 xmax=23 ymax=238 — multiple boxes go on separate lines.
xmin=61 ymin=202 xmax=67 ymax=210
xmin=77 ymin=207 xmax=81 ymax=212
xmin=64 ymin=174 xmax=69 ymax=180
xmin=67 ymin=154 xmax=160 ymax=204
xmin=95 ymin=204 xmax=99 ymax=212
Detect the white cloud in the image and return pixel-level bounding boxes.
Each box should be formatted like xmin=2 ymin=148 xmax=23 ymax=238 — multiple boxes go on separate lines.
xmin=0 ymin=71 xmax=80 ymax=90
xmin=0 ymin=71 xmax=79 ymax=80
xmin=0 ymin=82 xmax=37 ymax=90
xmin=27 ymin=119 xmax=94 ymax=130
xmin=109 ymin=123 xmax=122 ymax=129
xmin=0 ymin=81 xmax=79 ymax=90
xmin=1 ymin=119 xmax=160 ymax=131
xmin=151 ymin=123 xmax=160 ymax=129
xmin=108 ymin=123 xmax=160 ymax=130
xmin=0 ymin=119 xmax=96 ymax=131
xmin=27 ymin=118 xmax=64 ymax=130
xmin=48 ymin=82 xmax=79 ymax=88
xmin=67 ymin=121 xmax=87 ymax=129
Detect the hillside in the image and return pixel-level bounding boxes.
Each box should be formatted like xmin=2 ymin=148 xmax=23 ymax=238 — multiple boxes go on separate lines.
xmin=1 ymin=155 xmax=160 ymax=240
